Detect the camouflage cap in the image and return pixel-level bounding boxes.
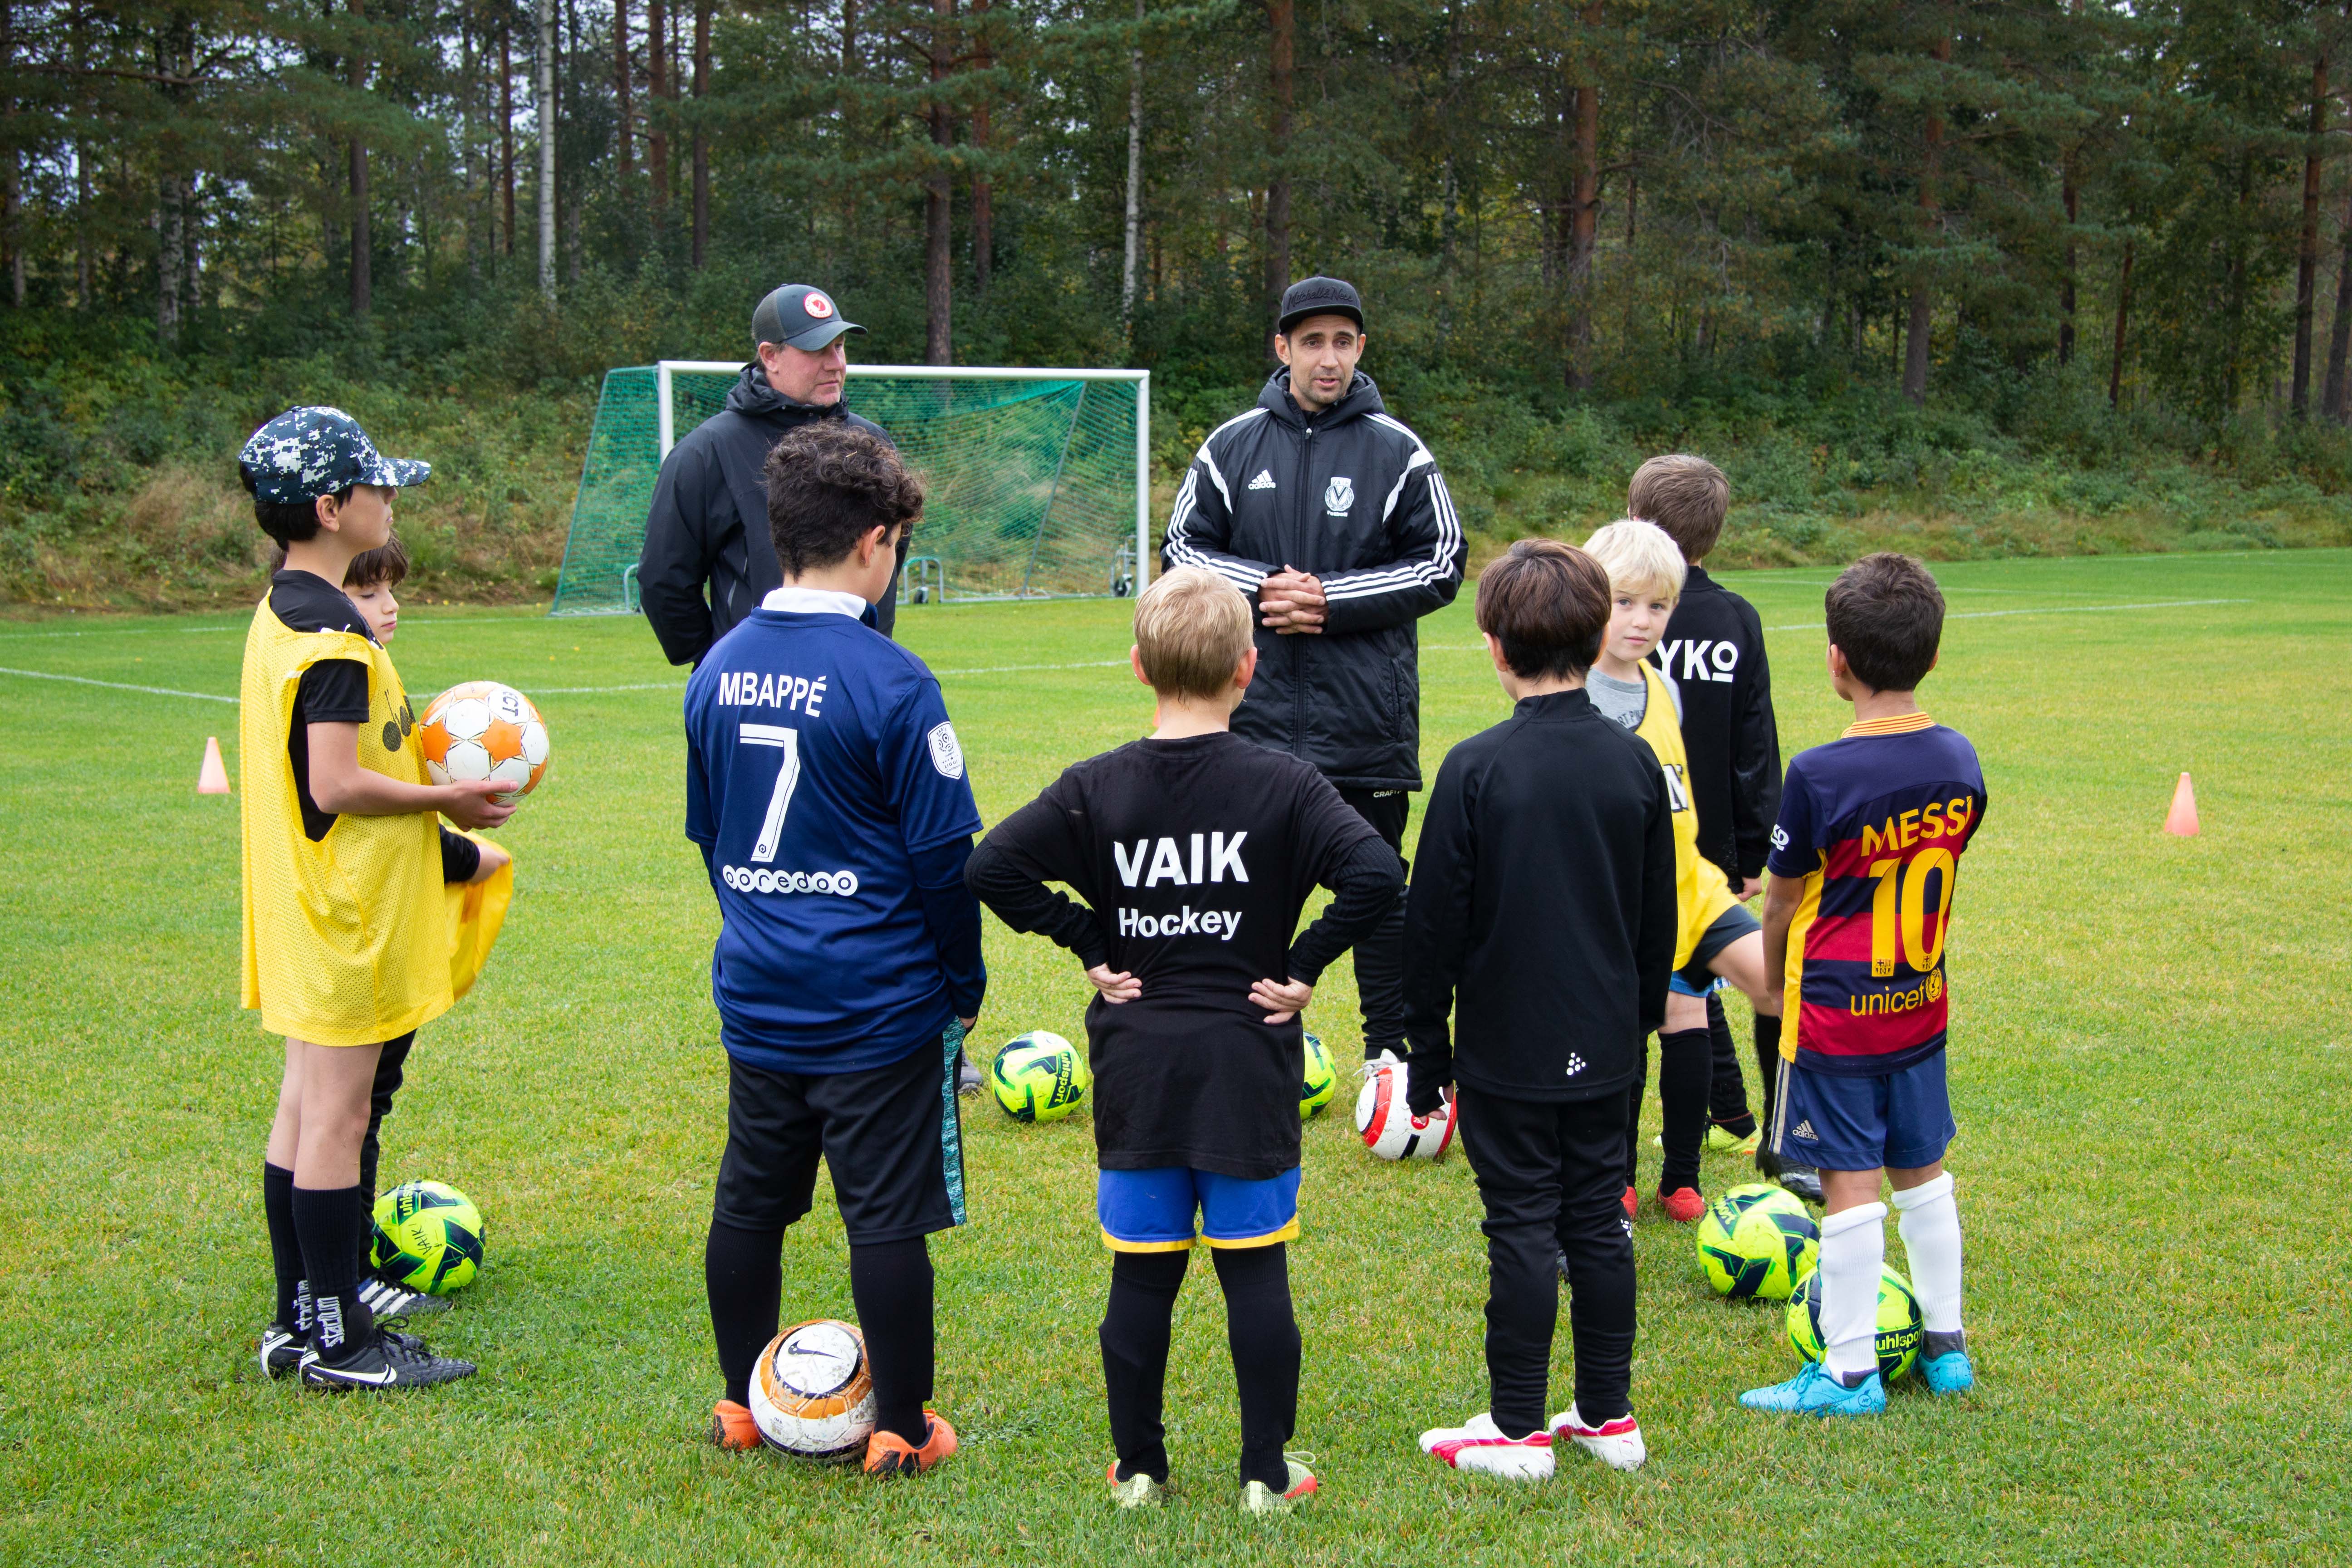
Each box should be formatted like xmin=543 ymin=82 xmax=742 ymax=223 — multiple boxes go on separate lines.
xmin=237 ymin=406 xmax=431 ymax=505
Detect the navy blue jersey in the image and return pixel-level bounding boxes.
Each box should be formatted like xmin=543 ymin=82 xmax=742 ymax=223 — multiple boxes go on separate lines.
xmin=685 ymin=598 xmax=984 ymax=1073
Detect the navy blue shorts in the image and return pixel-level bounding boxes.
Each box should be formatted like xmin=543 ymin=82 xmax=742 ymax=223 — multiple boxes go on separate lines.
xmin=1097 ymin=1166 xmax=1301 ymax=1252
xmin=1770 ymin=1049 xmax=1955 ymax=1173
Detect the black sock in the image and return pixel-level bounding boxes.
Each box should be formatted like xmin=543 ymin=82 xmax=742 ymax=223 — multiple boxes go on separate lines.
xmin=1925 ymin=1328 xmax=1968 ymax=1359
xmin=1101 ymin=1250 xmax=1187 ymax=1484
xmin=850 ymin=1238 xmax=934 ymax=1442
xmin=1212 ymin=1244 xmax=1300 ymax=1492
xmin=1705 ymin=993 xmax=1758 ymax=1137
xmin=1656 ymin=1028 xmax=1711 ymax=1193
xmin=262 ymin=1162 xmax=304 ymax=1330
xmin=1754 ymin=1012 xmax=1783 ymax=1138
xmin=705 ymin=1217 xmax=785 ymax=1406
xmin=292 ymin=1184 xmax=373 ymax=1362
xmin=358 ymin=1034 xmax=414 ymax=1206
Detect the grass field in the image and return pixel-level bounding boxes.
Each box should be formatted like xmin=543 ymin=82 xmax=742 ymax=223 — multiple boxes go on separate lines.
xmin=4 ymin=549 xmax=2349 ymax=1565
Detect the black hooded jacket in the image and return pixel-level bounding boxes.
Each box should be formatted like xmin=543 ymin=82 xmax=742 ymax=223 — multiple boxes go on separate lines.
xmin=637 ymin=363 xmax=894 ymax=667
xmin=1649 ymin=564 xmax=1780 ymax=882
xmin=1161 ymin=370 xmax=1464 ymax=791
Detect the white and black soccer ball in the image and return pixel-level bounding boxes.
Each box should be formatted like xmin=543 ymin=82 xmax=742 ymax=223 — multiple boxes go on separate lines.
xmin=748 ymin=1319 xmax=876 ymax=1461
xmin=1354 ymin=1054 xmax=1456 ymax=1161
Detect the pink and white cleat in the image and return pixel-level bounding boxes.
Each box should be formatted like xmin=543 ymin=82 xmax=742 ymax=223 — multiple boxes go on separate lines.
xmin=1550 ymin=1404 xmax=1647 ymax=1470
xmin=1417 ymin=1412 xmax=1555 ymax=1480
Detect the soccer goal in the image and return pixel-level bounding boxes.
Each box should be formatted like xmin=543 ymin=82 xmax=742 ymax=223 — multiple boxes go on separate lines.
xmin=548 ymin=363 xmax=1152 ymax=616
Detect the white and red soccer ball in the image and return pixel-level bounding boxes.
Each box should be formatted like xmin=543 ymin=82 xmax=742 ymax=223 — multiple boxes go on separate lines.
xmin=1355 ymin=1054 xmax=1456 ymax=1161
xmin=419 ymin=681 xmax=551 ymax=804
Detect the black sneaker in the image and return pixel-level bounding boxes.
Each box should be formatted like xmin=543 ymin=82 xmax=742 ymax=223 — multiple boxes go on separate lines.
xmin=358 ymin=1270 xmax=452 ymax=1318
xmin=300 ymin=1331 xmax=475 ymax=1390
xmin=956 ymin=1053 xmax=984 ymax=1097
xmin=1776 ymin=1165 xmax=1825 ymax=1205
xmin=259 ymin=1323 xmax=304 ymax=1380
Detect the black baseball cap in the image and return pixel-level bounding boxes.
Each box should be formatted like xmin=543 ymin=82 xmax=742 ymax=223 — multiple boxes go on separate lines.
xmin=752 ymin=284 xmax=866 ymax=352
xmin=1277 ymin=276 xmax=1364 ymax=337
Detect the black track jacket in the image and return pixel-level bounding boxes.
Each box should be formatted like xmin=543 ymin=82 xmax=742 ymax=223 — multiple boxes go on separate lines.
xmin=1399 ymin=690 xmax=1677 ymax=1104
xmin=1161 ymin=370 xmax=1464 ymax=791
xmin=637 ymin=364 xmax=894 ymax=666
xmin=1646 ymin=564 xmax=1780 ymax=882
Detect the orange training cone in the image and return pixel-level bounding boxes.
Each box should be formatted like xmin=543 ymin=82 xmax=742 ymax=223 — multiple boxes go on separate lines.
xmin=2163 ymin=771 xmax=2198 ymax=837
xmin=197 ymin=736 xmax=230 ymax=795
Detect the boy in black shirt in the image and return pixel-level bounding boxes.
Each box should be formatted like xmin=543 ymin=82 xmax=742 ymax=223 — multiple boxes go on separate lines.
xmin=966 ymin=567 xmax=1401 ymax=1515
xmin=1405 ymin=539 xmax=1676 ymax=1478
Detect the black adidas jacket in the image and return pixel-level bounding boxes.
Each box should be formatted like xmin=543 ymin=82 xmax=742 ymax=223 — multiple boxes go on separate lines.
xmin=1161 ymin=370 xmax=1464 ymax=792
xmin=1647 ymin=564 xmax=1780 ymax=882
xmin=637 ymin=363 xmax=897 ymax=666
xmin=1399 ymin=689 xmax=1677 ymax=1106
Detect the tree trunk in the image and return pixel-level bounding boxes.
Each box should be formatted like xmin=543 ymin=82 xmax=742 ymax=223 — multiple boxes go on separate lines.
xmin=501 ymin=20 xmax=515 ymax=256
xmin=841 ymin=0 xmax=859 ymax=234
xmin=2325 ymin=185 xmax=2352 ymax=421
xmin=348 ymin=0 xmax=370 ymax=314
xmin=2 ymin=0 xmax=19 ymax=309
xmin=2107 ymin=238 xmax=2134 ymax=409
xmin=1121 ymin=0 xmax=1143 ymax=330
xmin=537 ymin=0 xmax=555 ymax=296
xmin=970 ymin=0 xmax=992 ymax=294
xmin=2059 ymin=155 xmax=2077 ymax=365
xmin=1263 ymin=0 xmax=1294 ymax=357
xmin=614 ymin=0 xmax=633 ymax=178
xmin=2293 ymin=50 xmax=2329 ymax=416
xmin=648 ymin=0 xmax=669 ymax=211
xmin=1902 ymin=34 xmax=1950 ymax=405
xmin=691 ymin=0 xmax=710 ymax=266
xmin=75 ymin=136 xmax=91 ymax=307
xmin=157 ymin=174 xmax=184 ymax=344
xmin=924 ymin=0 xmax=955 ymax=364
xmin=1565 ymin=3 xmax=1601 ymax=392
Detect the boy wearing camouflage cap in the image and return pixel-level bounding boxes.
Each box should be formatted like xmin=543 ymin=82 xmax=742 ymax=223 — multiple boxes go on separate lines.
xmin=236 ymin=407 xmax=510 ymax=1390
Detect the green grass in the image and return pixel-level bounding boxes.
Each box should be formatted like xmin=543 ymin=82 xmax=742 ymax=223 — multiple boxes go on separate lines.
xmin=3 ymin=551 xmax=2349 ymax=1564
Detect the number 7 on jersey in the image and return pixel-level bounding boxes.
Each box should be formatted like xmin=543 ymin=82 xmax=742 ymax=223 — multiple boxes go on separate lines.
xmin=738 ymin=723 xmax=801 ymax=864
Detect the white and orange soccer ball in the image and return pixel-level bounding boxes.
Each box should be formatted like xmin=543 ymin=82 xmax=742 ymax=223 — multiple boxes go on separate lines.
xmin=419 ymin=681 xmax=551 ymax=804
xmin=749 ymin=1319 xmax=877 ymax=1461
xmin=1355 ymin=1053 xmax=1457 ymax=1161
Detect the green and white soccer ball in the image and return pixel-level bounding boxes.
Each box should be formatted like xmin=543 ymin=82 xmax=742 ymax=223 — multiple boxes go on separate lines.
xmin=1694 ymin=1182 xmax=1820 ymax=1299
xmin=370 ymin=1180 xmax=485 ymax=1294
xmin=1786 ymin=1263 xmax=1924 ymax=1381
xmin=1299 ymin=1031 xmax=1338 ymax=1120
xmin=990 ymin=1031 xmax=1090 ymax=1122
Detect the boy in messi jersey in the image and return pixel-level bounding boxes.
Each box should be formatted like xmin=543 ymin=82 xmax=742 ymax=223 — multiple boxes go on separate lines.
xmin=237 ymin=407 xmax=512 ymax=1392
xmin=1741 ymin=553 xmax=1985 ymax=1416
xmin=965 ymin=567 xmax=1401 ymax=1515
xmin=1579 ymin=520 xmax=1783 ymax=1224
xmin=686 ymin=422 xmax=985 ymax=1476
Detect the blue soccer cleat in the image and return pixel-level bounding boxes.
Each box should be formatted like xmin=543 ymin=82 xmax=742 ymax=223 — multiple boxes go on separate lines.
xmin=1920 ymin=1350 xmax=1975 ymax=1394
xmin=1739 ymin=1360 xmax=1886 ymax=1416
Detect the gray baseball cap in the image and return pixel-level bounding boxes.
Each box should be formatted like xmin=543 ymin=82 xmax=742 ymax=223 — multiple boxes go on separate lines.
xmin=752 ymin=284 xmax=867 ymax=352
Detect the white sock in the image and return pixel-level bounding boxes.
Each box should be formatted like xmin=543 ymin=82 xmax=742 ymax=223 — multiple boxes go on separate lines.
xmin=1818 ymin=1202 xmax=1887 ymax=1382
xmin=1892 ymin=1172 xmax=1964 ymax=1336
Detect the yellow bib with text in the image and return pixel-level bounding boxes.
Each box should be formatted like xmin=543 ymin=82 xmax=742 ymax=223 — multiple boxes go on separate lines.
xmin=1634 ymin=662 xmax=1742 ymax=970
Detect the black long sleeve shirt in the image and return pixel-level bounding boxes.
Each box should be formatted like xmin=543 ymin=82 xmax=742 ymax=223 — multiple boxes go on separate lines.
xmin=1401 ymin=688 xmax=1677 ymax=1103
xmin=1650 ymin=564 xmax=1780 ymax=882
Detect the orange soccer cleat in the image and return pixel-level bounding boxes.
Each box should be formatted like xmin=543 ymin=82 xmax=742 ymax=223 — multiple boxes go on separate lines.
xmin=864 ymin=1411 xmax=959 ymax=1477
xmin=710 ymin=1400 xmax=762 ymax=1451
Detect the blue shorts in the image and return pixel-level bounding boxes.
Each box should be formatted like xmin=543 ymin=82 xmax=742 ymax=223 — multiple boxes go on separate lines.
xmin=1771 ymin=1050 xmax=1955 ymax=1172
xmin=1672 ymin=903 xmax=1761 ymax=996
xmin=1098 ymin=1166 xmax=1301 ymax=1252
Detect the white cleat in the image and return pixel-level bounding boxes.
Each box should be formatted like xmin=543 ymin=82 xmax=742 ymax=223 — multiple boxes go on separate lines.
xmin=1417 ymin=1411 xmax=1555 ymax=1480
xmin=1550 ymin=1404 xmax=1646 ymax=1470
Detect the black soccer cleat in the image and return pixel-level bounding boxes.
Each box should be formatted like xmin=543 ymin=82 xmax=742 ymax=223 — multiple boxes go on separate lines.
xmin=358 ymin=1270 xmax=452 ymax=1319
xmin=259 ymin=1323 xmax=305 ymax=1380
xmin=956 ymin=1052 xmax=984 ymax=1098
xmin=299 ymin=1331 xmax=475 ymax=1390
xmin=1776 ymin=1165 xmax=1826 ymax=1205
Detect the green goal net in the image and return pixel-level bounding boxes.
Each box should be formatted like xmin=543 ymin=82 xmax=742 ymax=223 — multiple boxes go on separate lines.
xmin=549 ymin=363 xmax=1151 ymax=616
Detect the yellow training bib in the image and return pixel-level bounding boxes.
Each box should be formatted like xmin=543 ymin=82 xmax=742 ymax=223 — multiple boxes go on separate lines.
xmin=1633 ymin=662 xmax=1741 ymax=970
xmin=238 ymin=594 xmax=452 ymax=1046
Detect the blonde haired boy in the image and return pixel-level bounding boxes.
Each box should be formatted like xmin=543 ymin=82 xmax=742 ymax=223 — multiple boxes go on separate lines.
xmin=966 ymin=566 xmax=1402 ymax=1514
xmin=1581 ymin=519 xmax=1783 ymax=1222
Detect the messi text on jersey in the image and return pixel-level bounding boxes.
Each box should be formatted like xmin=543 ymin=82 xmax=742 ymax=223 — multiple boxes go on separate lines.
xmin=714 ymin=668 xmax=830 ymax=717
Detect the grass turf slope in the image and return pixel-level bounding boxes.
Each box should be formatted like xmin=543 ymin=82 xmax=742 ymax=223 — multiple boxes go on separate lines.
xmin=1 ymin=550 xmax=2347 ymax=1564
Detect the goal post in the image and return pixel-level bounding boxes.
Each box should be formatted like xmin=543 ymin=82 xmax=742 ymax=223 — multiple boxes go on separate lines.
xmin=549 ymin=362 xmax=1152 ymax=616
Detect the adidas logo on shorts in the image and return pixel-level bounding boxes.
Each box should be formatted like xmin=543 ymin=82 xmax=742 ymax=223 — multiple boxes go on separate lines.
xmin=1248 ymin=469 xmax=1277 ymax=491
xmin=1790 ymin=1119 xmax=1819 ymax=1141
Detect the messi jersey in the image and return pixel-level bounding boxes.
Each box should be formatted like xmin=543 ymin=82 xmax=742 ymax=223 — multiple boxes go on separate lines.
xmin=684 ymin=601 xmax=983 ymax=1073
xmin=1765 ymin=712 xmax=1986 ymax=1075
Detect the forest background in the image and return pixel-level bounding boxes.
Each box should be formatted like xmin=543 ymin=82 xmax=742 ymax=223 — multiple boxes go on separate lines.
xmin=8 ymin=0 xmax=2352 ymax=611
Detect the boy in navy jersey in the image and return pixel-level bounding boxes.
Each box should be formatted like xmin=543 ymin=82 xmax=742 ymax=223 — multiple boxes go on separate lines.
xmin=1742 ymin=554 xmax=1984 ymax=1416
xmin=966 ymin=567 xmax=1401 ymax=1514
xmin=684 ymin=423 xmax=985 ymax=1475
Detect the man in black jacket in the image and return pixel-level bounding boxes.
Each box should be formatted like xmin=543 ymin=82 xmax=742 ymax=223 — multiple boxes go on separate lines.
xmin=637 ymin=283 xmax=903 ymax=667
xmin=1161 ymin=276 xmax=1465 ymax=1062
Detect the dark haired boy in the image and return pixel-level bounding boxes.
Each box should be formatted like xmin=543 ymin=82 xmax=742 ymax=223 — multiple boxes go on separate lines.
xmin=966 ymin=566 xmax=1401 ymax=1515
xmin=686 ymin=420 xmax=985 ymax=1475
xmin=238 ymin=406 xmax=510 ymax=1390
xmin=1408 ymin=539 xmax=1676 ymax=1478
xmin=1741 ymin=553 xmax=1984 ymax=1416
xmin=1627 ymin=454 xmax=1812 ymax=1200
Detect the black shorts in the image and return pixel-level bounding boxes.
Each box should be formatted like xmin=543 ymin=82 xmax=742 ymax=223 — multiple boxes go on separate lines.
xmin=1676 ymin=903 xmax=1762 ymax=992
xmin=713 ymin=1028 xmax=968 ymax=1244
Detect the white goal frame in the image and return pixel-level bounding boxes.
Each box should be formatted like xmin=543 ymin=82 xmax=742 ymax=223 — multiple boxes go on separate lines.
xmin=655 ymin=361 xmax=1152 ymax=600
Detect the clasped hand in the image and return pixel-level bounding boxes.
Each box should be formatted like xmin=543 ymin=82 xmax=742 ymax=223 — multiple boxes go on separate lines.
xmin=1258 ymin=567 xmax=1327 ymax=634
xmin=1085 ymin=965 xmax=1315 ymax=1025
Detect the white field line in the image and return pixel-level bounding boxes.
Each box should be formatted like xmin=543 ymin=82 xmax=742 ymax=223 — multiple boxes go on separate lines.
xmin=0 ymin=665 xmax=239 ymax=703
